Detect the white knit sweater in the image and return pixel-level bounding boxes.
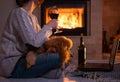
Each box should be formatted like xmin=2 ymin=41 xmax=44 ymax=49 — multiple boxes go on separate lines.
xmin=0 ymin=7 xmax=52 ymax=77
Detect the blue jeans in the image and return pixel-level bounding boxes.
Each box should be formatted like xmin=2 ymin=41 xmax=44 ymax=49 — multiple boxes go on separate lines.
xmin=11 ymin=53 xmax=61 ymax=78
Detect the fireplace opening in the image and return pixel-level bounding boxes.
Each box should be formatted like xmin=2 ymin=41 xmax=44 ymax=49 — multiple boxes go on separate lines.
xmin=41 ymin=0 xmax=90 ymax=36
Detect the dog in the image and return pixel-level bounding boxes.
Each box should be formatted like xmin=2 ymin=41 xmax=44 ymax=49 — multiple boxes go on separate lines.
xmin=26 ymin=36 xmax=73 ymax=69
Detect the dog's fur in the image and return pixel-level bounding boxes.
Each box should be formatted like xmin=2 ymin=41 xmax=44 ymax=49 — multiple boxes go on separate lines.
xmin=26 ymin=36 xmax=73 ymax=69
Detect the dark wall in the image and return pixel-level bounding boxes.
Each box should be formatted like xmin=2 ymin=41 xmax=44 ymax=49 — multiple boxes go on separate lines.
xmin=103 ymin=0 xmax=120 ymax=42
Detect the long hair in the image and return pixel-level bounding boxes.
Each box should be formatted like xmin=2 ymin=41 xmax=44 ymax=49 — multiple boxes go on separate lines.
xmin=16 ymin=0 xmax=30 ymax=7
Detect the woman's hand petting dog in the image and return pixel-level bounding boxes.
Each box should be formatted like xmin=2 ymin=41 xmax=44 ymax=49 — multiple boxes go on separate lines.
xmin=25 ymin=51 xmax=36 ymax=69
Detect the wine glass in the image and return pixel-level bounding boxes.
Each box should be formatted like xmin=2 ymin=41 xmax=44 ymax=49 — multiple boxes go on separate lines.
xmin=48 ymin=6 xmax=62 ymax=34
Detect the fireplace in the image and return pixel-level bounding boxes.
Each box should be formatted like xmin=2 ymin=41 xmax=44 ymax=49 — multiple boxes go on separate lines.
xmin=41 ymin=0 xmax=90 ymax=36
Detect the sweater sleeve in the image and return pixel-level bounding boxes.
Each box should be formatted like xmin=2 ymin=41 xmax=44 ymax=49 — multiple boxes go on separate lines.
xmin=14 ymin=8 xmax=52 ymax=47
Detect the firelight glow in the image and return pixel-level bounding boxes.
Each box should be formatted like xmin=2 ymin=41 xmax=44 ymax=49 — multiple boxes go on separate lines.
xmin=46 ymin=8 xmax=84 ymax=29
xmin=58 ymin=8 xmax=84 ymax=29
xmin=63 ymin=77 xmax=76 ymax=82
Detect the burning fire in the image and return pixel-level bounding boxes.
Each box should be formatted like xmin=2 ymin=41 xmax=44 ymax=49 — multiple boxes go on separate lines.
xmin=46 ymin=8 xmax=84 ymax=29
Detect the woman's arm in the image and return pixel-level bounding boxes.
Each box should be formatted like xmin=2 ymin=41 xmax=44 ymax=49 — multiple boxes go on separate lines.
xmin=13 ymin=8 xmax=52 ymax=47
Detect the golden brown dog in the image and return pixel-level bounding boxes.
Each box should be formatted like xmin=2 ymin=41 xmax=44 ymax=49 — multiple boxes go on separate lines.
xmin=26 ymin=36 xmax=73 ymax=69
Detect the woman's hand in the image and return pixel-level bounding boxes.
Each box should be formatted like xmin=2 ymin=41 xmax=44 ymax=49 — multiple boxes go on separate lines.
xmin=26 ymin=51 xmax=36 ymax=69
xmin=46 ymin=19 xmax=58 ymax=29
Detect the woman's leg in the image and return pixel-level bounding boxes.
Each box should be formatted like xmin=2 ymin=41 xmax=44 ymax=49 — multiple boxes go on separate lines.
xmin=12 ymin=53 xmax=61 ymax=78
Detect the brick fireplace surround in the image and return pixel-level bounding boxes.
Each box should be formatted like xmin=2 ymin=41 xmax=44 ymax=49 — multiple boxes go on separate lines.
xmin=37 ymin=0 xmax=102 ymax=58
xmin=39 ymin=0 xmax=102 ymax=57
xmin=68 ymin=0 xmax=102 ymax=57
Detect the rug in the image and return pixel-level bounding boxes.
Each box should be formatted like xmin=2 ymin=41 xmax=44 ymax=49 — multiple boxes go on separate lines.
xmin=67 ymin=70 xmax=120 ymax=82
xmin=64 ymin=62 xmax=120 ymax=82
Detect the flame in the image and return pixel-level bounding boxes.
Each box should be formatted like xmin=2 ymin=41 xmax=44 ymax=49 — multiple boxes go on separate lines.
xmin=46 ymin=8 xmax=84 ymax=29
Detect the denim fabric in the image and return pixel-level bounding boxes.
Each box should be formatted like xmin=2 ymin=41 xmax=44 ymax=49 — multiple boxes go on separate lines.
xmin=11 ymin=53 xmax=61 ymax=78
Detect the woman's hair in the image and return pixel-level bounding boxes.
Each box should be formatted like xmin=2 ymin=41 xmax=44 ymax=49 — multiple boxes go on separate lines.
xmin=16 ymin=0 xmax=30 ymax=7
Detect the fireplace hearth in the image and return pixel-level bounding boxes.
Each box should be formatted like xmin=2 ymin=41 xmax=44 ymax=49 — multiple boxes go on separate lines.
xmin=41 ymin=0 xmax=90 ymax=36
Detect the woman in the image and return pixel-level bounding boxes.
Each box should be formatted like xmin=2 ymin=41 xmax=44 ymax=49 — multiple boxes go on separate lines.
xmin=0 ymin=0 xmax=61 ymax=78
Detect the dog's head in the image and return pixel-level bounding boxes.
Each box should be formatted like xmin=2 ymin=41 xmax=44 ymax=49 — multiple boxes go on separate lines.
xmin=43 ymin=36 xmax=73 ymax=64
xmin=60 ymin=36 xmax=73 ymax=50
xmin=45 ymin=36 xmax=73 ymax=50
